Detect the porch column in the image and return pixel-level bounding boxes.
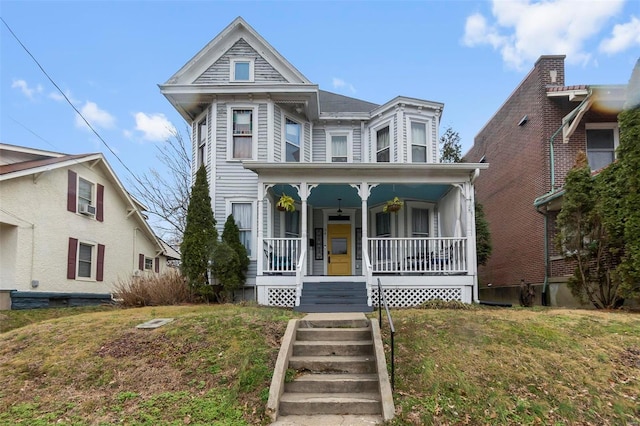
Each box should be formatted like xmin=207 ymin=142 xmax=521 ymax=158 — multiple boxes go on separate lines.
xmin=257 ymin=183 xmax=265 ymax=276
xmin=464 ymin=181 xmax=478 ymax=302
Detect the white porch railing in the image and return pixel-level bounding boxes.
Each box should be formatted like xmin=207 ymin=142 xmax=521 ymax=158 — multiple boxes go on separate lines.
xmin=263 ymin=238 xmax=301 ymax=274
xmin=369 ymin=237 xmax=467 ymax=274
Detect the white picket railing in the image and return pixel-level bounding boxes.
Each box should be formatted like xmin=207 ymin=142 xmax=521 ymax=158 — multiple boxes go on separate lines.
xmin=263 ymin=238 xmax=301 ymax=274
xmin=368 ymin=237 xmax=467 ymax=274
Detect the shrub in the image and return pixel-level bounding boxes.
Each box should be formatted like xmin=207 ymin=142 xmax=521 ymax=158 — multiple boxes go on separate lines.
xmin=114 ymin=271 xmax=193 ymax=307
xmin=211 ymin=242 xmax=242 ymax=302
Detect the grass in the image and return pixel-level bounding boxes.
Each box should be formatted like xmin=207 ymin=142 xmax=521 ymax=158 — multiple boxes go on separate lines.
xmin=1 ymin=304 xmax=639 ymax=425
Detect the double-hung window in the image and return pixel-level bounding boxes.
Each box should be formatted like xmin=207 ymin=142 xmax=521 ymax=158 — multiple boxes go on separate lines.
xmin=411 ymin=122 xmax=428 ymax=163
xmin=67 ymin=237 xmax=104 ymax=281
xmin=284 ymin=210 xmax=300 ymax=237
xmin=232 ymin=109 xmax=253 ymax=159
xmin=586 ymin=124 xmax=619 ymax=171
xmin=411 ymin=208 xmax=429 ymax=237
xmin=376 ymin=126 xmax=390 ymax=162
xmin=78 ymin=243 xmax=93 ymax=278
xmin=285 ymin=118 xmax=301 ymax=162
xmin=197 ymin=117 xmax=207 ymax=168
xmin=375 ymin=212 xmax=391 ymax=237
xmin=78 ymin=178 xmax=94 ymax=213
xmin=232 ymin=202 xmax=253 ymax=256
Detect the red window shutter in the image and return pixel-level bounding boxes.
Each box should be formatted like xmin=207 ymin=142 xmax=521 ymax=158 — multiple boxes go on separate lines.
xmin=97 ymin=244 xmax=105 ymax=281
xmin=155 ymin=257 xmax=160 ymax=273
xmin=67 ymin=170 xmax=77 ymax=213
xmin=67 ymin=238 xmax=78 ymax=279
xmin=139 ymin=253 xmax=145 ymax=270
xmin=96 ymin=184 xmax=104 ymax=222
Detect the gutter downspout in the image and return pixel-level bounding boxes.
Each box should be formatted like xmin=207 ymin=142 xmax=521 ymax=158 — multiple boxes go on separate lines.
xmin=533 ymin=90 xmax=592 ymax=306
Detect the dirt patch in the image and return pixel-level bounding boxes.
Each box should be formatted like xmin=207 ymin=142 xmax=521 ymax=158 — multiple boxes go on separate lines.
xmin=617 ymin=346 xmax=640 ymax=369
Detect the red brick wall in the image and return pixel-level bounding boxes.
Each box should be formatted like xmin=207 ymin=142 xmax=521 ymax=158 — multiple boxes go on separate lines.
xmin=467 ymin=56 xmax=569 ymax=287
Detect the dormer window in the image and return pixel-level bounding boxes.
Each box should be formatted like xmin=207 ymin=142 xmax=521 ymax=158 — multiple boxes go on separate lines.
xmin=410 ymin=121 xmax=428 ymax=163
xmin=376 ymin=126 xmax=390 ymax=162
xmin=230 ymin=58 xmax=254 ymax=82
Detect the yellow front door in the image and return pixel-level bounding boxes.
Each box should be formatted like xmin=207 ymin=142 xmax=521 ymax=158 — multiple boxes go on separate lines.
xmin=328 ymin=224 xmax=351 ymax=275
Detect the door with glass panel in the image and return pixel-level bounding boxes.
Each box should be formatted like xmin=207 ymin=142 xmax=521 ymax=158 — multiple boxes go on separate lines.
xmin=327 ymin=224 xmax=351 ymax=275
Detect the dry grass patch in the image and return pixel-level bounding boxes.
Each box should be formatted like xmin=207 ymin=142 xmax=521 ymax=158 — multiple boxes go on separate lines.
xmin=385 ymin=307 xmax=640 ymax=425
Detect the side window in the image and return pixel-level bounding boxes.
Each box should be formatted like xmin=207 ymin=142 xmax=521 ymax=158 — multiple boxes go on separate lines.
xmin=197 ymin=117 xmax=207 ymax=168
xmin=78 ymin=178 xmax=94 ymax=213
xmin=68 ymin=170 xmax=103 ymax=220
xmin=376 ymin=126 xmax=390 ymax=162
xmin=375 ymin=212 xmax=391 ymax=237
xmin=410 ymin=122 xmax=428 ymax=163
xmin=232 ymin=202 xmax=253 ymax=256
xmin=285 ymin=210 xmax=300 ymax=237
xmin=411 ymin=208 xmax=429 ymax=237
xmin=67 ymin=238 xmax=104 ymax=281
xmin=331 ymin=135 xmax=348 ymax=162
xmin=285 ymin=118 xmax=301 ymax=162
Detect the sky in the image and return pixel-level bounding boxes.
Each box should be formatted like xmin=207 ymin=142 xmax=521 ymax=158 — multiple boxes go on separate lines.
xmin=1 ymin=0 xmax=639 ymax=187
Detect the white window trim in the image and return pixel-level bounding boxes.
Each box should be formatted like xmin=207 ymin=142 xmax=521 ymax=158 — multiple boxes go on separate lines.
xmin=282 ymin=114 xmax=303 ymax=163
xmin=406 ymin=201 xmax=435 ymax=237
xmin=196 ymin=112 xmax=208 ymax=169
xmin=325 ymin=128 xmax=353 ymax=163
xmin=369 ymin=204 xmax=398 ymax=237
xmin=405 ymin=114 xmax=433 ymax=163
xmin=227 ymin=104 xmax=258 ymax=161
xmin=77 ymin=176 xmax=96 ymax=217
xmin=77 ymin=240 xmax=96 ymax=281
xmin=230 ymin=57 xmax=255 ymax=83
xmin=370 ymin=119 xmax=394 ymax=163
xmin=144 ymin=256 xmax=154 ymax=271
xmin=226 ymin=199 xmax=257 ymax=260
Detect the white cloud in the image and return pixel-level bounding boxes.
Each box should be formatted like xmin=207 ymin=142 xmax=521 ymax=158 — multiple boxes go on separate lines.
xmin=133 ymin=112 xmax=176 ymax=142
xmin=75 ymin=101 xmax=116 ymax=130
xmin=49 ymin=89 xmax=78 ymax=104
xmin=11 ymin=79 xmax=43 ymax=99
xmin=463 ymin=0 xmax=626 ymax=70
xmin=600 ymin=16 xmax=640 ymax=54
xmin=332 ymin=77 xmax=356 ymax=94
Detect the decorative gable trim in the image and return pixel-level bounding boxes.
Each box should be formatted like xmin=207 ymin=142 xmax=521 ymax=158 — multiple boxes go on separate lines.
xmin=164 ymin=17 xmax=310 ymax=86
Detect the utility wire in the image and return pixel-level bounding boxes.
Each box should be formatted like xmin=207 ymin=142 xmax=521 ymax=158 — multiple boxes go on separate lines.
xmin=1 ymin=16 xmax=146 ymax=188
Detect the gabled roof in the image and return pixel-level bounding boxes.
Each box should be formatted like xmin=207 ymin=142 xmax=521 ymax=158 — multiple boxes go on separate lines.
xmin=164 ymin=17 xmax=310 ymax=85
xmin=0 ymin=144 xmax=172 ymax=258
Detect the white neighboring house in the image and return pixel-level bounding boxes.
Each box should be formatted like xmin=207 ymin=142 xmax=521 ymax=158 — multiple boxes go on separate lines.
xmin=0 ymin=143 xmax=178 ymax=310
xmin=161 ymin=17 xmax=487 ymax=310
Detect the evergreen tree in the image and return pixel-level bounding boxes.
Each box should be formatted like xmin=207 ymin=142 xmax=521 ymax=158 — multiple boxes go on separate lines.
xmin=555 ymin=152 xmax=623 ymax=308
xmin=439 ymin=126 xmax=462 ymax=163
xmin=180 ymin=166 xmax=217 ymax=292
xmin=211 ymin=242 xmax=241 ymax=302
xmin=475 ymin=202 xmax=492 ymax=266
xmin=611 ymin=60 xmax=640 ymax=301
xmin=221 ymin=214 xmax=249 ymax=284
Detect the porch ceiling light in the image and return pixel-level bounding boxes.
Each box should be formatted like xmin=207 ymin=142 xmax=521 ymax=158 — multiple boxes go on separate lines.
xmin=337 ymin=198 xmax=342 ymax=215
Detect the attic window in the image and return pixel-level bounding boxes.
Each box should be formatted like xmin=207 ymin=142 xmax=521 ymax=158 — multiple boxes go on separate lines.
xmin=231 ymin=58 xmax=254 ymax=82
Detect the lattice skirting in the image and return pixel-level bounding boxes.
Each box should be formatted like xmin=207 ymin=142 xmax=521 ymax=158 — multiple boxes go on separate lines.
xmin=371 ymin=287 xmax=462 ymax=307
xmin=268 ymin=287 xmax=296 ymax=307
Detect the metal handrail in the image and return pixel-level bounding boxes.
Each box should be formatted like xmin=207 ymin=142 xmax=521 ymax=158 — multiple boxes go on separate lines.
xmin=377 ymin=277 xmax=395 ymax=390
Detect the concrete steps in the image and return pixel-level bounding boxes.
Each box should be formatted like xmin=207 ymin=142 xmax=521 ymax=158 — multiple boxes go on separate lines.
xmin=276 ymin=315 xmax=383 ymax=418
xmin=294 ymin=282 xmax=372 ymax=313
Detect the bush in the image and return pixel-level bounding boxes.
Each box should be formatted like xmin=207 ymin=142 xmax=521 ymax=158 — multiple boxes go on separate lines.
xmin=211 ymin=242 xmax=242 ymax=301
xmin=114 ymin=271 xmax=193 ymax=307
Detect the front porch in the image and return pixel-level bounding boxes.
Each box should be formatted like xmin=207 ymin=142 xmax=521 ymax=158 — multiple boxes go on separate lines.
xmin=244 ymin=162 xmax=484 ymax=309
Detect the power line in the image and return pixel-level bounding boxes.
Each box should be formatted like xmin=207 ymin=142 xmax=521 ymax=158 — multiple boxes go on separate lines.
xmin=1 ymin=16 xmax=146 ymax=188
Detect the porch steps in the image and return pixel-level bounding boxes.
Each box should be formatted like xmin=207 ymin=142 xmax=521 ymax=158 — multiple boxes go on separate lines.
xmin=295 ymin=281 xmax=372 ymax=313
xmin=278 ymin=316 xmax=384 ymax=418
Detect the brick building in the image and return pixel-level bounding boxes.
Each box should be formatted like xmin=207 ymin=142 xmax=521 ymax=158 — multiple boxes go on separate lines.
xmin=465 ymin=55 xmax=627 ymax=306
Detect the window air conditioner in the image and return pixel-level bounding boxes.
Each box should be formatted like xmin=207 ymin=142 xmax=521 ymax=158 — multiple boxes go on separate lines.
xmin=79 ymin=204 xmax=96 ymax=216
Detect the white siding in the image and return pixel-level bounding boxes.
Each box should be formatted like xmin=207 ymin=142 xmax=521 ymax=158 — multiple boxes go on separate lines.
xmin=312 ymin=128 xmax=326 ymax=162
xmin=194 ymin=39 xmax=287 ymax=84
xmin=274 ymin=105 xmax=282 ymax=162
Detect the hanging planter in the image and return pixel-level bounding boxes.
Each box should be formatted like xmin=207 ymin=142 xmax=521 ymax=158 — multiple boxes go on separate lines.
xmin=276 ymin=194 xmax=296 ymax=212
xmin=383 ymin=196 xmax=403 ymax=213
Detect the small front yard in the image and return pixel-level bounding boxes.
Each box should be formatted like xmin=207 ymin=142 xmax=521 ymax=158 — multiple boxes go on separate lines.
xmin=1 ymin=304 xmax=638 ymax=425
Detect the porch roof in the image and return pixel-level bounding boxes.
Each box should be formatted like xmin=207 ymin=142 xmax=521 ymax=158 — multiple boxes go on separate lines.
xmin=243 ymin=161 xmax=488 ymax=184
